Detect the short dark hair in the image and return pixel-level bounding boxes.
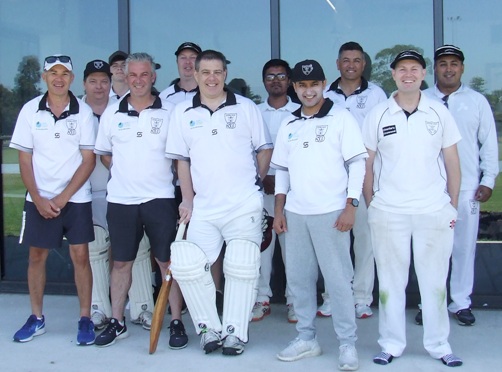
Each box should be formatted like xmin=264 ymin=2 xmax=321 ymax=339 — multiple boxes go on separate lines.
xmin=261 ymin=59 xmax=292 ymax=80
xmin=195 ymin=50 xmax=227 ymax=71
xmin=338 ymin=41 xmax=364 ymax=58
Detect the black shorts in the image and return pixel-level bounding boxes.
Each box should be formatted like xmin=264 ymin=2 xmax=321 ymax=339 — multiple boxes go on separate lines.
xmin=107 ymin=198 xmax=177 ymax=262
xmin=21 ymin=201 xmax=94 ymax=248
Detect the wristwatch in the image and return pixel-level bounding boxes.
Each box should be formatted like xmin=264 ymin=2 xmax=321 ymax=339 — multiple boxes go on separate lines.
xmin=346 ymin=198 xmax=359 ymax=207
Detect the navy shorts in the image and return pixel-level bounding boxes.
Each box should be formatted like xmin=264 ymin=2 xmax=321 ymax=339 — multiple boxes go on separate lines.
xmin=107 ymin=198 xmax=177 ymax=262
xmin=21 ymin=201 xmax=94 ymax=248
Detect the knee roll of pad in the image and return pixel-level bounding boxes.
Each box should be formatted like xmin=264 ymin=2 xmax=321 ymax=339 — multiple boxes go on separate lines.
xmin=222 ymin=239 xmax=260 ymax=342
xmin=129 ymin=234 xmax=154 ymax=320
xmin=89 ymin=225 xmax=111 ymax=317
xmin=171 ymin=241 xmax=221 ymax=334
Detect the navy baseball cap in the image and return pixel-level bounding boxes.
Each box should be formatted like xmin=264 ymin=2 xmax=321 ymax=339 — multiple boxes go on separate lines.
xmin=434 ymin=45 xmax=465 ymax=62
xmin=175 ymin=42 xmax=202 ymax=56
xmin=291 ymin=59 xmax=326 ymax=82
xmin=108 ymin=50 xmax=128 ymax=64
xmin=390 ymin=50 xmax=426 ymax=69
xmin=84 ymin=60 xmax=112 ymax=79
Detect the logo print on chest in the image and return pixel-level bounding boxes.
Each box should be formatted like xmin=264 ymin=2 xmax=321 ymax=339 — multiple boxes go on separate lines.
xmin=151 ymin=117 xmax=163 ymax=134
xmin=315 ymin=125 xmax=328 ymax=142
xmin=225 ymin=113 xmax=237 ymax=129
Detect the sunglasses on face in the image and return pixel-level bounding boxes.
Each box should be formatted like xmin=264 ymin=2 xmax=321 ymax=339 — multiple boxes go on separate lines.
xmin=265 ymin=73 xmax=287 ymax=81
xmin=45 ymin=55 xmax=73 ymax=66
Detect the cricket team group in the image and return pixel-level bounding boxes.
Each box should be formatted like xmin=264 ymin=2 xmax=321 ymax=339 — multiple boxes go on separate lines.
xmin=9 ymin=39 xmax=498 ymax=370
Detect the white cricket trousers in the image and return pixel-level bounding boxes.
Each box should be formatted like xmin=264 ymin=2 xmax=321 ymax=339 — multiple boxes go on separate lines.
xmin=368 ymin=203 xmax=457 ymax=358
xmin=448 ymin=190 xmax=479 ymax=313
xmin=352 ymin=195 xmax=375 ymax=305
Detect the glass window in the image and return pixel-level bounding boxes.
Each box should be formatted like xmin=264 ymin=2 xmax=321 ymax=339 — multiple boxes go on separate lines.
xmin=444 ymin=0 xmax=502 ymax=211
xmin=280 ymin=0 xmax=434 ymax=95
xmin=0 ymin=0 xmax=118 ymax=281
xmin=130 ymin=0 xmax=270 ymax=103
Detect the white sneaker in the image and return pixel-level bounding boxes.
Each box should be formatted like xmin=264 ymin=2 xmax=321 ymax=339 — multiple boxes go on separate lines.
xmin=287 ymin=304 xmax=298 ymax=323
xmin=317 ymin=293 xmax=332 ymax=317
xmin=200 ymin=329 xmax=222 ymax=354
xmin=355 ymin=304 xmax=373 ymax=319
xmin=251 ymin=301 xmax=271 ymax=321
xmin=339 ymin=344 xmax=359 ymax=371
xmin=131 ymin=310 xmax=152 ymax=330
xmin=277 ymin=337 xmax=322 ymax=362
xmin=91 ymin=309 xmax=107 ymax=330
xmin=222 ymin=335 xmax=245 ymax=356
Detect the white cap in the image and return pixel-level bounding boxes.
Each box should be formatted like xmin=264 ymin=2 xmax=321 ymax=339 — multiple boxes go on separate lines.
xmin=44 ymin=54 xmax=73 ymax=71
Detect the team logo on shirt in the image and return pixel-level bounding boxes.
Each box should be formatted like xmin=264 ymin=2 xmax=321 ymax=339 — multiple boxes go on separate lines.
xmin=315 ymin=125 xmax=328 ymax=142
xmin=35 ymin=121 xmax=48 ymax=130
xmin=150 ymin=117 xmax=163 ymax=134
xmin=287 ymin=132 xmax=298 ymax=142
xmin=224 ymin=113 xmax=237 ymax=129
xmin=117 ymin=122 xmax=131 ymax=130
xmin=189 ymin=119 xmax=203 ymax=129
xmin=66 ymin=119 xmax=77 ymax=135
xmin=226 ymin=325 xmax=235 ymax=334
xmin=425 ymin=121 xmax=439 ymax=135
xmin=382 ymin=125 xmax=397 ymax=137
xmin=356 ymin=95 xmax=367 ymax=109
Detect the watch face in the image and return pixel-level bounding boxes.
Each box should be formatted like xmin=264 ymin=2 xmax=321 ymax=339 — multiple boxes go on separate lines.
xmin=352 ymin=199 xmax=359 ymax=207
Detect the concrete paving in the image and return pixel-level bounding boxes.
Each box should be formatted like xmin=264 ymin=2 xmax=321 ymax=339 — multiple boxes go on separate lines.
xmin=0 ymin=293 xmax=500 ymax=372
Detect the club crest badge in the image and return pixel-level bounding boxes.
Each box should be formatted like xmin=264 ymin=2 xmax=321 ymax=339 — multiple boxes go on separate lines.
xmin=66 ymin=119 xmax=77 ymax=135
xmin=93 ymin=60 xmax=104 ymax=69
xmin=315 ymin=125 xmax=328 ymax=142
xmin=302 ymin=64 xmax=313 ymax=75
xmin=356 ymin=95 xmax=367 ymax=109
xmin=425 ymin=121 xmax=439 ymax=135
xmin=151 ymin=117 xmax=163 ymax=134
xmin=225 ymin=113 xmax=237 ymax=129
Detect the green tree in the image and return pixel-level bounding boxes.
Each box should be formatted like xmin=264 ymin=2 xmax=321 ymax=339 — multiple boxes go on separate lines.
xmin=469 ymin=76 xmax=487 ymax=94
xmin=13 ymin=55 xmax=42 ymax=106
xmin=371 ymin=44 xmax=432 ymax=96
xmin=0 ymin=84 xmax=17 ymax=136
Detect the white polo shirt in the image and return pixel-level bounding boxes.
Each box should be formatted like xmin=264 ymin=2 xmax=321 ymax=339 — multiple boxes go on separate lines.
xmin=362 ymin=92 xmax=462 ymax=214
xmin=94 ymin=94 xmax=176 ymax=204
xmin=271 ymin=99 xmax=368 ymax=215
xmin=165 ymin=90 xmax=273 ymax=219
xmin=159 ymin=82 xmax=198 ymax=105
xmin=424 ymin=84 xmax=499 ymax=191
xmin=9 ymin=91 xmax=95 ymax=203
xmin=324 ymin=77 xmax=387 ymax=129
xmin=258 ymin=97 xmax=300 ymax=176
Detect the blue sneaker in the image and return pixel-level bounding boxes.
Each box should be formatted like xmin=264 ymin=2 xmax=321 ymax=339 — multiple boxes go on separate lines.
xmin=13 ymin=315 xmax=46 ymax=342
xmin=77 ymin=316 xmax=96 ymax=346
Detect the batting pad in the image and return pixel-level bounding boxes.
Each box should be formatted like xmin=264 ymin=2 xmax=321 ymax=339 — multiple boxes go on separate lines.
xmin=89 ymin=225 xmax=112 ymax=318
xmin=171 ymin=241 xmax=221 ymax=334
xmin=222 ymin=239 xmax=260 ymax=342
xmin=129 ymin=235 xmax=154 ymax=320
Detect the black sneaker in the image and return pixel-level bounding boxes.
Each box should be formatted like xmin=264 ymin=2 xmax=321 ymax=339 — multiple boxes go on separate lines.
xmin=455 ymin=308 xmax=475 ymax=326
xmin=415 ymin=310 xmax=423 ymax=325
xmin=169 ymin=319 xmax=188 ymax=349
xmin=373 ymin=352 xmax=394 ymax=365
xmin=441 ymin=353 xmax=463 ymax=367
xmin=95 ymin=318 xmax=128 ymax=347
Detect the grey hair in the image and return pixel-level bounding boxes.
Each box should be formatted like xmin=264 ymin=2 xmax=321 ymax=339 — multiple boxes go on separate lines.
xmin=125 ymin=52 xmax=156 ymax=74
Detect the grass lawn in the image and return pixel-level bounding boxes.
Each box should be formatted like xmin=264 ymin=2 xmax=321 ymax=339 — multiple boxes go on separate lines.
xmin=2 ymin=147 xmax=19 ymax=164
xmin=481 ymin=179 xmax=502 ymax=212
xmin=2 ymin=173 xmax=25 ymax=236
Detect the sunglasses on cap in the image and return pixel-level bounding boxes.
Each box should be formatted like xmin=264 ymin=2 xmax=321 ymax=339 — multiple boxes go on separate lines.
xmin=44 ymin=55 xmax=73 ymax=65
xmin=265 ymin=73 xmax=287 ymax=81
